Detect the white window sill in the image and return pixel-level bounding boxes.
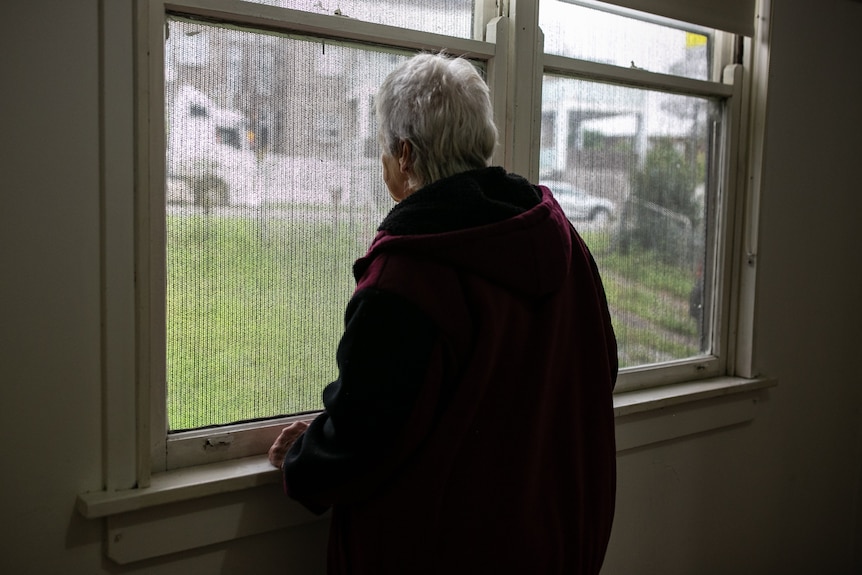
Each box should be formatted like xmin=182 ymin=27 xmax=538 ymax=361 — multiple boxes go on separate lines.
xmin=77 ymin=375 xmax=774 ymax=564
xmin=77 ymin=455 xmax=285 ymax=519
xmin=613 ymin=375 xmax=775 ymax=452
xmin=77 ymin=456 xmax=327 ymax=564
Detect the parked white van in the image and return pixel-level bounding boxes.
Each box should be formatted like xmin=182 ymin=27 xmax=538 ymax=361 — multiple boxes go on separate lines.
xmin=167 ymin=85 xmax=259 ymax=208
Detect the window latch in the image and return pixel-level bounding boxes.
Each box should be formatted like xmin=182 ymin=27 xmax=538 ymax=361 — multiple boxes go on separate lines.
xmin=204 ymin=434 xmax=235 ymax=450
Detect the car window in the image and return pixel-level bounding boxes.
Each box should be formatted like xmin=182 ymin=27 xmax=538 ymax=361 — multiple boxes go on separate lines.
xmin=216 ymin=127 xmax=242 ymax=150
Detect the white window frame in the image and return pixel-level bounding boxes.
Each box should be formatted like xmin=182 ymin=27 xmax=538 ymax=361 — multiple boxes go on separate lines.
xmin=136 ymin=0 xmax=509 ymax=477
xmin=511 ymin=0 xmax=754 ymax=396
xmin=133 ymin=0 xmax=766 ymax=476
xmin=80 ymin=2 xmax=773 ymax=559
xmin=537 ymin=60 xmax=741 ymax=394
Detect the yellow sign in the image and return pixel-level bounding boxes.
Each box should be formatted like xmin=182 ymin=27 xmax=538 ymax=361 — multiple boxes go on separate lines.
xmin=686 ymin=32 xmax=708 ymax=49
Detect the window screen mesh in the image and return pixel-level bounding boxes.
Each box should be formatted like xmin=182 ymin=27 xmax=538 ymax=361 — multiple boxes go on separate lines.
xmin=165 ymin=17 xmax=413 ymax=431
xmin=540 ymin=0 xmax=712 ymax=81
xmin=540 ymin=75 xmax=718 ymax=368
xmin=250 ymin=0 xmax=475 ymax=39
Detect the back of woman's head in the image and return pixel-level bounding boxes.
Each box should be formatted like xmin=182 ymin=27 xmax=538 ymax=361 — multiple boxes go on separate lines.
xmin=376 ymin=53 xmax=498 ymax=188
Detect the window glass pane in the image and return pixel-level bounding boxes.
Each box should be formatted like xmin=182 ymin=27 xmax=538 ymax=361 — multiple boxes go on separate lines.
xmin=541 ymin=74 xmax=718 ymax=368
xmin=165 ymin=17 xmax=415 ymax=431
xmin=540 ymin=0 xmax=711 ymax=81
xmin=250 ymin=0 xmax=476 ymax=39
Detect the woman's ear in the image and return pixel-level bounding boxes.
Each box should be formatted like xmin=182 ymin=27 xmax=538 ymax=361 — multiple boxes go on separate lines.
xmin=398 ymin=140 xmax=413 ymax=175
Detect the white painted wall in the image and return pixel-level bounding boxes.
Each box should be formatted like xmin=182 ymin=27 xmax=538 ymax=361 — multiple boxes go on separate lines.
xmin=1 ymin=1 xmax=860 ymax=573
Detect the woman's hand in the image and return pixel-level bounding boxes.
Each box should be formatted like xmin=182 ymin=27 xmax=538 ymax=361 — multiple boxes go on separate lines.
xmin=268 ymin=420 xmax=311 ymax=468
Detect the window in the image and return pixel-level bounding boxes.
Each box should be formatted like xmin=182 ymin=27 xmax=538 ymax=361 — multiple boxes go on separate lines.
xmin=538 ymin=0 xmax=740 ymax=390
xmin=147 ymin=0 xmax=501 ymax=471
xmin=541 ymin=75 xmax=721 ymax=371
xmin=165 ymin=17 xmax=410 ymax=432
xmin=126 ymin=0 xmax=760 ymax=475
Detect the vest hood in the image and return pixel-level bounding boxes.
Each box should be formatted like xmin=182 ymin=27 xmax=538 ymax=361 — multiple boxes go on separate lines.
xmin=354 ymin=169 xmax=574 ymax=298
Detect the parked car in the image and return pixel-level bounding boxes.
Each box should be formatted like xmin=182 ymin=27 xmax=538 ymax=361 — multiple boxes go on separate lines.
xmin=167 ymin=85 xmax=259 ymax=209
xmin=540 ymin=180 xmax=614 ymax=225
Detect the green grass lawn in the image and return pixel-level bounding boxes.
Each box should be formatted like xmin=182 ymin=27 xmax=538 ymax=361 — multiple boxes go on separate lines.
xmin=166 ymin=216 xmax=701 ymax=430
xmin=167 ymin=214 xmax=365 ymax=430
xmin=582 ymin=229 xmax=702 ymax=366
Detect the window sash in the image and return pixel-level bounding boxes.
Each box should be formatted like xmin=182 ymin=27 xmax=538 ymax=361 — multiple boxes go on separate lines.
xmin=142 ymin=0 xmax=506 ymax=472
xmin=539 ymin=51 xmax=743 ymax=393
xmin=568 ymin=0 xmax=756 ymax=37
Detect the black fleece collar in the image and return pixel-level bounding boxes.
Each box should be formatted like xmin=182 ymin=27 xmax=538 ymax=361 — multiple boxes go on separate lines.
xmin=378 ymin=167 xmax=541 ymax=236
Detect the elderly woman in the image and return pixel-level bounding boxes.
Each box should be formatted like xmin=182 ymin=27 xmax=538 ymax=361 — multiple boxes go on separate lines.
xmin=269 ymin=53 xmax=618 ymax=575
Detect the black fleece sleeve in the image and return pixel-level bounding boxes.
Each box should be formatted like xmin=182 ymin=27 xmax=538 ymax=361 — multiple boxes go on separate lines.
xmin=281 ymin=287 xmax=438 ymax=513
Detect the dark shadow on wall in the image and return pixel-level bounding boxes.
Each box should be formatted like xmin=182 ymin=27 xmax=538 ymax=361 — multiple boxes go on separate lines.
xmin=69 ymin=484 xmax=329 ymax=575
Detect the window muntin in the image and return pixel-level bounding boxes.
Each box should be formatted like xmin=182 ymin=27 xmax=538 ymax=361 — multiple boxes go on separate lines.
xmin=539 ymin=0 xmax=713 ymax=81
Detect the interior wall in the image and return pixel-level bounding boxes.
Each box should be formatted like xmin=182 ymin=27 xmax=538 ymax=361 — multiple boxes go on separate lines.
xmin=1 ymin=1 xmax=860 ymax=574
xmin=607 ymin=1 xmax=862 ymax=573
xmin=2 ymin=0 xmax=105 ymax=572
xmin=750 ymin=0 xmax=862 ymax=568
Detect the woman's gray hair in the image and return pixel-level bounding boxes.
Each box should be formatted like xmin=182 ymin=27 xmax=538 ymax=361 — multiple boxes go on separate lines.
xmin=376 ymin=53 xmax=498 ymax=189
